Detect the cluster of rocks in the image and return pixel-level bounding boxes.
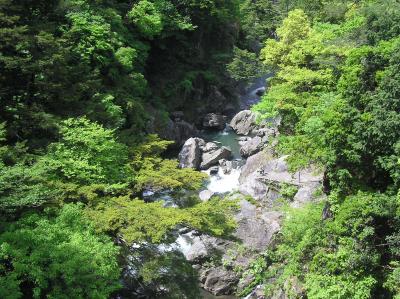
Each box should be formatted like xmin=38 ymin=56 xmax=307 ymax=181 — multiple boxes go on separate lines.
xmin=176 ymin=151 xmax=324 ymax=297
xmin=177 ymin=195 xmax=282 ymax=296
xmin=178 ymin=137 xmax=232 ymax=170
xmin=175 ymin=109 xmax=324 ymax=298
xmin=230 ymin=110 xmax=279 ymax=159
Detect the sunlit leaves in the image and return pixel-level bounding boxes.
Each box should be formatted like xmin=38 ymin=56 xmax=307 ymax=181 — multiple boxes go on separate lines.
xmin=0 ymin=204 xmax=120 ymax=299
xmin=128 ymin=0 xmax=163 ymax=38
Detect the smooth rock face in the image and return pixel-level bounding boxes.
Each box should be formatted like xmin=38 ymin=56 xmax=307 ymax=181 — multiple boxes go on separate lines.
xmin=200 ymin=147 xmax=232 ymax=170
xmin=230 ymin=110 xmax=257 ymax=135
xmin=178 ymin=137 xmax=205 ymax=169
xmin=291 ymin=182 xmax=324 ymax=208
xmin=240 ymin=150 xmax=273 ymax=184
xmin=203 ymin=113 xmax=227 ymax=130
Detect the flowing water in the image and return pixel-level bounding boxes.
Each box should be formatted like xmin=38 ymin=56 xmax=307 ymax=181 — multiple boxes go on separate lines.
xmin=201 ymin=126 xmax=243 ymax=194
xmin=200 ymin=74 xmax=270 ymax=196
xmin=147 ymin=76 xmax=269 ymax=299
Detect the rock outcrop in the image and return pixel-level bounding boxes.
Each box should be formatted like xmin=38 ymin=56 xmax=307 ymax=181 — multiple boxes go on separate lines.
xmin=230 ymin=110 xmax=257 ymax=135
xmin=179 ymin=138 xmax=233 ymax=171
xmin=239 ymin=151 xmax=324 ymax=205
xmin=233 ymin=199 xmax=282 ymax=251
xmin=200 ymin=146 xmax=232 ymax=170
xmin=178 ymin=137 xmax=205 ymax=169
xmin=176 ymin=196 xmax=283 ymax=295
xmin=176 ymin=107 xmax=325 ymax=298
xmin=240 ymin=136 xmax=266 ymax=158
xmin=202 ymin=113 xmax=227 ymax=130
xmin=147 ymin=110 xmax=199 ymax=147
xmin=200 ymin=267 xmax=239 ymax=295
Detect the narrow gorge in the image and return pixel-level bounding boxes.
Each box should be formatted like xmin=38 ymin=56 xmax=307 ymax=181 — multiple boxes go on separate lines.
xmin=2 ymin=1 xmax=400 ymax=299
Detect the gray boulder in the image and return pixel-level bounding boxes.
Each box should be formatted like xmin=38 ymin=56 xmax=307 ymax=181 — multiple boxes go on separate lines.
xmin=219 ymin=159 xmax=240 ymax=174
xmin=234 ymin=200 xmax=282 ymax=251
xmin=178 ymin=137 xmax=205 ymax=169
xmin=291 ymin=182 xmax=325 ymax=208
xmin=244 ymin=285 xmax=265 ymax=299
xmin=238 ymin=136 xmax=252 ymax=146
xmin=202 ymin=142 xmax=219 ymax=152
xmin=239 ymin=151 xmax=324 ymax=203
xmin=201 ymin=267 xmax=239 ymax=295
xmin=240 ymin=150 xmax=274 ymax=184
xmin=203 ymin=113 xmax=227 ymax=130
xmin=240 ymin=136 xmax=266 ymax=158
xmin=230 ymin=110 xmax=257 ymax=135
xmin=255 ymin=87 xmax=266 ymax=96
xmin=201 ymin=147 xmax=232 ymax=170
xmin=199 ymin=190 xmax=215 ymax=201
xmin=176 ymin=232 xmax=209 ymax=263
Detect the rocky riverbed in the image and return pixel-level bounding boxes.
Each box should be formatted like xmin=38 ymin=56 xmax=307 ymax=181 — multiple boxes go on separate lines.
xmin=142 ymin=76 xmax=325 ymax=298
xmin=173 ymin=106 xmax=325 ymax=298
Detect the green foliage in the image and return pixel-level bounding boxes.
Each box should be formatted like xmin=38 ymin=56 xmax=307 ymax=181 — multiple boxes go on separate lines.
xmin=227 ymin=47 xmax=265 ymax=82
xmin=128 ymin=0 xmax=163 ymax=38
xmin=45 ymin=117 xmax=129 ymax=184
xmin=131 ymin=134 xmax=207 ymax=192
xmin=115 ymin=47 xmax=137 ymax=71
xmin=279 ymin=183 xmax=298 ymax=201
xmin=239 ymin=0 xmax=280 ymax=48
xmin=87 ymin=197 xmax=238 ymax=243
xmin=0 ymin=204 xmax=120 ymax=299
xmin=260 ymin=192 xmax=400 ymax=298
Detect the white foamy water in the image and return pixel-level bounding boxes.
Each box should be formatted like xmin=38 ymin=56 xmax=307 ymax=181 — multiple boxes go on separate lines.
xmin=204 ymin=167 xmax=241 ymax=193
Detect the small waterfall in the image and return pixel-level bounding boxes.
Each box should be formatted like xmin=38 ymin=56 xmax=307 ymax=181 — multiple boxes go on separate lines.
xmin=203 ymin=166 xmax=241 ymax=194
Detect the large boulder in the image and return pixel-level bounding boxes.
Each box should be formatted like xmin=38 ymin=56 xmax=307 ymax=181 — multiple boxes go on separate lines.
xmin=202 ymin=142 xmax=219 ymax=152
xmin=230 ymin=110 xmax=257 ymax=135
xmin=239 ymin=151 xmax=324 ymax=203
xmin=234 ymin=200 xmax=282 ymax=251
xmin=200 ymin=147 xmax=232 ymax=170
xmin=176 ymin=231 xmax=229 ymax=264
xmin=203 ymin=113 xmax=227 ymax=130
xmin=178 ymin=137 xmax=205 ymax=169
xmin=201 ymin=267 xmax=239 ymax=295
xmin=240 ymin=150 xmax=273 ymax=184
xmin=240 ymin=136 xmax=266 ymax=158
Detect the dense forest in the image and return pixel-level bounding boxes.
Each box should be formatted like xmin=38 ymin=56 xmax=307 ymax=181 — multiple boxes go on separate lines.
xmin=1 ymin=0 xmax=400 ymax=298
